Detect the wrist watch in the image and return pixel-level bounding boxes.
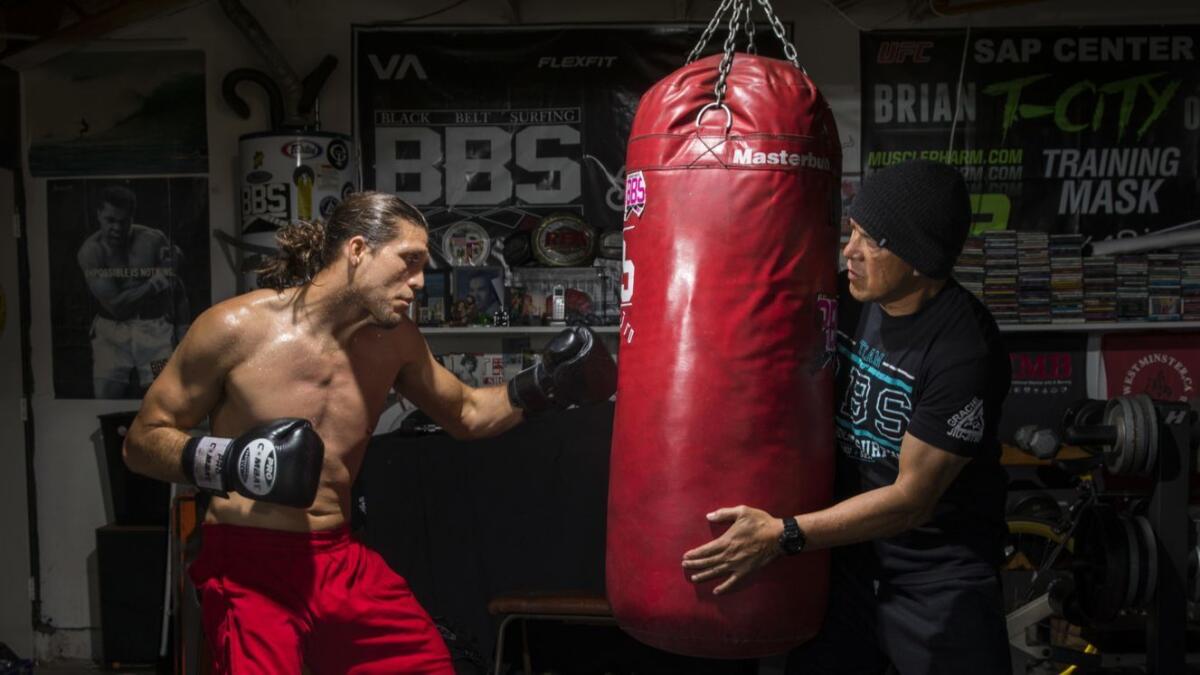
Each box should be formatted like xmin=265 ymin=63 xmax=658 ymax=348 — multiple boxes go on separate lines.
xmin=778 ymin=516 xmax=806 ymax=556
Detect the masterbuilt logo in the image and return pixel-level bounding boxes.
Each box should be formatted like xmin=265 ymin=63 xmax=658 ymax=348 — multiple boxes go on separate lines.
xmin=731 ymin=147 xmax=832 ymax=171
xmin=1122 ymin=352 xmax=1195 ymax=401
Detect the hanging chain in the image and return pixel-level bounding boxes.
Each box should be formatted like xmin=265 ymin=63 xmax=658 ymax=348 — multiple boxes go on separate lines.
xmin=691 ymin=0 xmax=809 ymax=129
xmin=686 ymin=0 xmax=735 ymax=64
xmin=712 ymin=0 xmax=746 ymax=107
xmin=743 ymin=13 xmax=757 ymax=55
xmin=754 ymin=0 xmax=803 ymax=72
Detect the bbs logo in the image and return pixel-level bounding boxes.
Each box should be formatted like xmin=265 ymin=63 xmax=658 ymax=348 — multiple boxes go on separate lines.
xmin=374 ymin=123 xmax=582 ymax=207
xmin=242 ymin=183 xmax=290 ymax=220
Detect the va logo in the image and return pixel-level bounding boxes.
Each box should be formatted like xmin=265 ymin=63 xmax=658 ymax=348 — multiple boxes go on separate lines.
xmin=368 ymin=54 xmax=428 ymax=80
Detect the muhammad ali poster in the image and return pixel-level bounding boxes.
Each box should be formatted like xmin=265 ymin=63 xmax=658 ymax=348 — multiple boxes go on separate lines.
xmin=352 ymin=24 xmax=789 ymax=268
xmin=47 ymin=177 xmax=211 ymax=399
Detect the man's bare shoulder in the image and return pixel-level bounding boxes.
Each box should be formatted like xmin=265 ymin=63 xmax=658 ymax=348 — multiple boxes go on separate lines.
xmin=130 ymin=224 xmax=167 ymax=243
xmin=186 ymin=289 xmax=286 ymax=359
xmin=355 ymin=317 xmax=427 ymax=368
xmin=76 ymin=232 xmax=104 ymax=264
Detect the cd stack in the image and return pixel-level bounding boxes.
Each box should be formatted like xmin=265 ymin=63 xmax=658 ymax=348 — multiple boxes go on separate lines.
xmin=1083 ymin=255 xmax=1117 ymax=322
xmin=1182 ymin=247 xmax=1200 ymax=321
xmin=1049 ymin=234 xmax=1085 ymax=323
xmin=1147 ymin=252 xmax=1182 ymax=321
xmin=1017 ymin=231 xmax=1051 ymax=323
xmin=1116 ymin=254 xmax=1149 ymax=322
xmin=954 ymin=236 xmax=986 ymax=302
xmin=983 ymin=231 xmax=1019 ymax=324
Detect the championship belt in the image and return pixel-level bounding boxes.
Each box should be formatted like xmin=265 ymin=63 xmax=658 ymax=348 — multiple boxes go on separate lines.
xmin=599 ymin=230 xmax=624 ymax=259
xmin=533 ymin=213 xmax=596 ymax=267
xmin=441 ymin=221 xmax=491 ymax=266
xmin=501 ymin=231 xmax=533 ymax=267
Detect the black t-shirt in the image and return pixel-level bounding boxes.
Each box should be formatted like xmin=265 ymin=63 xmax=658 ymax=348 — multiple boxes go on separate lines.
xmin=834 ymin=273 xmax=1010 ymax=582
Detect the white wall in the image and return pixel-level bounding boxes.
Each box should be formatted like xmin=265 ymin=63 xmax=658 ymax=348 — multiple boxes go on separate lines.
xmin=16 ymin=0 xmax=1200 ymax=660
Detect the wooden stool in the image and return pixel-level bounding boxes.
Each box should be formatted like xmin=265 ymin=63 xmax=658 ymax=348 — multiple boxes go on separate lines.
xmin=487 ymin=591 xmax=616 ymax=675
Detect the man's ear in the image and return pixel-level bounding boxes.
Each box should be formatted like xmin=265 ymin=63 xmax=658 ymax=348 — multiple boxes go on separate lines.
xmin=346 ymin=236 xmax=367 ymax=265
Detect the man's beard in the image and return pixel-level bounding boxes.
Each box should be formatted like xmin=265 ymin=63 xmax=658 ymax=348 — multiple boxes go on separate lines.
xmin=367 ymin=296 xmax=406 ymax=329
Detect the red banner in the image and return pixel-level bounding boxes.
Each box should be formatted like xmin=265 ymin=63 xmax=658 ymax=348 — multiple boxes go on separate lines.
xmin=1102 ymin=332 xmax=1200 ymax=401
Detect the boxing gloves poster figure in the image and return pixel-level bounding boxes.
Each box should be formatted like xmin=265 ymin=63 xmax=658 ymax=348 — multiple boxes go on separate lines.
xmin=123 ymin=191 xmax=616 ymax=673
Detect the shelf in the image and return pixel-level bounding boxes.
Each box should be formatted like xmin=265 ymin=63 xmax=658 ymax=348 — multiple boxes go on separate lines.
xmin=422 ymin=323 xmax=1200 ymax=335
xmin=422 ymin=326 xmax=620 ymax=335
xmin=998 ymin=321 xmax=1200 ymax=333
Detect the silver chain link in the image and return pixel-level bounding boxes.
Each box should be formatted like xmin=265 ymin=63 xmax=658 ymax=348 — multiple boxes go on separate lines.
xmin=690 ymin=0 xmax=808 ymax=127
xmin=744 ymin=12 xmax=757 ymax=55
xmin=685 ymin=0 xmax=735 ymax=64
xmin=713 ymin=0 xmax=747 ymax=106
xmin=755 ymin=0 xmax=803 ymax=72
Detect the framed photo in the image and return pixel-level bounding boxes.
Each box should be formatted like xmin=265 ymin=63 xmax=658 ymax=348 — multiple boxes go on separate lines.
xmin=416 ymin=269 xmax=449 ymax=326
xmin=444 ymin=352 xmax=525 ymax=387
xmin=508 ymin=267 xmax=607 ymax=326
xmin=451 ymin=266 xmax=505 ymax=326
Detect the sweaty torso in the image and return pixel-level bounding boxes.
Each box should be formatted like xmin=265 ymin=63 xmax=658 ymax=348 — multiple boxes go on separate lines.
xmin=204 ymin=290 xmax=408 ymax=531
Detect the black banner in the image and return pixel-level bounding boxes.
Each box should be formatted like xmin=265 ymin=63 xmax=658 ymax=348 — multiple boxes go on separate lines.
xmin=861 ymin=28 xmax=1200 ymax=240
xmin=353 ymin=24 xmax=787 ymax=266
xmin=998 ymin=333 xmax=1089 ymax=445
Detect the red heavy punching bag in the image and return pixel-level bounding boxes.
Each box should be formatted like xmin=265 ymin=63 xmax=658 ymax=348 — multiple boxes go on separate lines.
xmin=606 ymin=46 xmax=842 ymax=658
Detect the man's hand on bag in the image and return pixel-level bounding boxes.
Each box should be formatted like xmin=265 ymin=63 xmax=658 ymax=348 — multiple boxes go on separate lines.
xmin=682 ymin=505 xmax=783 ymax=595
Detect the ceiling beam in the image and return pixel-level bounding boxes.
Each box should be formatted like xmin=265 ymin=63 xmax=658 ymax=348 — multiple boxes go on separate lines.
xmin=502 ymin=0 xmax=520 ymax=23
xmin=928 ymin=0 xmax=1049 ymax=16
xmin=2 ymin=0 xmax=202 ymax=71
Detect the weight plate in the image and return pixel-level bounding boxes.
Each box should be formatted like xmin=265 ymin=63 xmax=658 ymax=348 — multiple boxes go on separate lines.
xmin=1127 ymin=396 xmax=1147 ymax=476
xmin=1075 ymin=505 xmax=1129 ymax=623
xmin=1125 ymin=395 xmax=1145 ymax=476
xmin=1104 ymin=398 xmax=1136 ymax=475
xmin=1119 ymin=514 xmax=1141 ymax=610
xmin=1103 ymin=399 xmax=1124 ymax=474
xmin=1120 ymin=396 xmax=1141 ymax=477
xmin=1134 ymin=394 xmax=1158 ymax=476
xmin=1134 ymin=515 xmax=1157 ymax=608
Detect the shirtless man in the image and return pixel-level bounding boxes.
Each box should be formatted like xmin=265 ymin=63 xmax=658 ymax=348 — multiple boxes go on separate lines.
xmin=78 ymin=185 xmax=189 ymax=398
xmin=123 ymin=191 xmax=616 ymax=673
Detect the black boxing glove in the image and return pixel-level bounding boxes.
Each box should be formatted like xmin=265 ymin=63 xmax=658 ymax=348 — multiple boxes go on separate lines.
xmin=507 ymin=325 xmax=617 ymax=415
xmin=182 ymin=418 xmax=324 ymax=509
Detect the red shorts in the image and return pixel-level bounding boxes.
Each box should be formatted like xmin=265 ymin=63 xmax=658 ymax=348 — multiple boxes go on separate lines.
xmin=189 ymin=523 xmax=453 ymax=674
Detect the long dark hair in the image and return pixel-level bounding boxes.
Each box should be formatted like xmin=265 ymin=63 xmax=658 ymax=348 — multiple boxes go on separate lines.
xmin=256 ymin=191 xmax=427 ymax=290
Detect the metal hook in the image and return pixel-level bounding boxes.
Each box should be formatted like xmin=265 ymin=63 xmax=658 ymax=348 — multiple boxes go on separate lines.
xmin=695 ymin=102 xmax=733 ymax=133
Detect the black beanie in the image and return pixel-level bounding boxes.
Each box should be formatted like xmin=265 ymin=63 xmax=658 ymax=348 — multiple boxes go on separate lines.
xmin=847 ymin=159 xmax=971 ymax=279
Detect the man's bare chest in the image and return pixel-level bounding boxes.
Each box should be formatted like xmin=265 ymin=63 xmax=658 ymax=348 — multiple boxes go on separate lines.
xmin=219 ymin=339 xmax=400 ymax=451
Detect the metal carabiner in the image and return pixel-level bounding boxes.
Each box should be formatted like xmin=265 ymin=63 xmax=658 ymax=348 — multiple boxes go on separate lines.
xmin=695 ymin=102 xmax=733 ymax=134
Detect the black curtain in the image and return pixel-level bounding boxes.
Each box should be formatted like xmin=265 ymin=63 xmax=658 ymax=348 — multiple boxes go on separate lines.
xmin=360 ymin=403 xmax=614 ymax=659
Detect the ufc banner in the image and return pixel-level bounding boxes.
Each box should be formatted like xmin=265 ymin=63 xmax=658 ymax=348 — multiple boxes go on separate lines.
xmin=861 ymin=28 xmax=1200 ymax=240
xmin=353 ymin=25 xmax=787 ymax=265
